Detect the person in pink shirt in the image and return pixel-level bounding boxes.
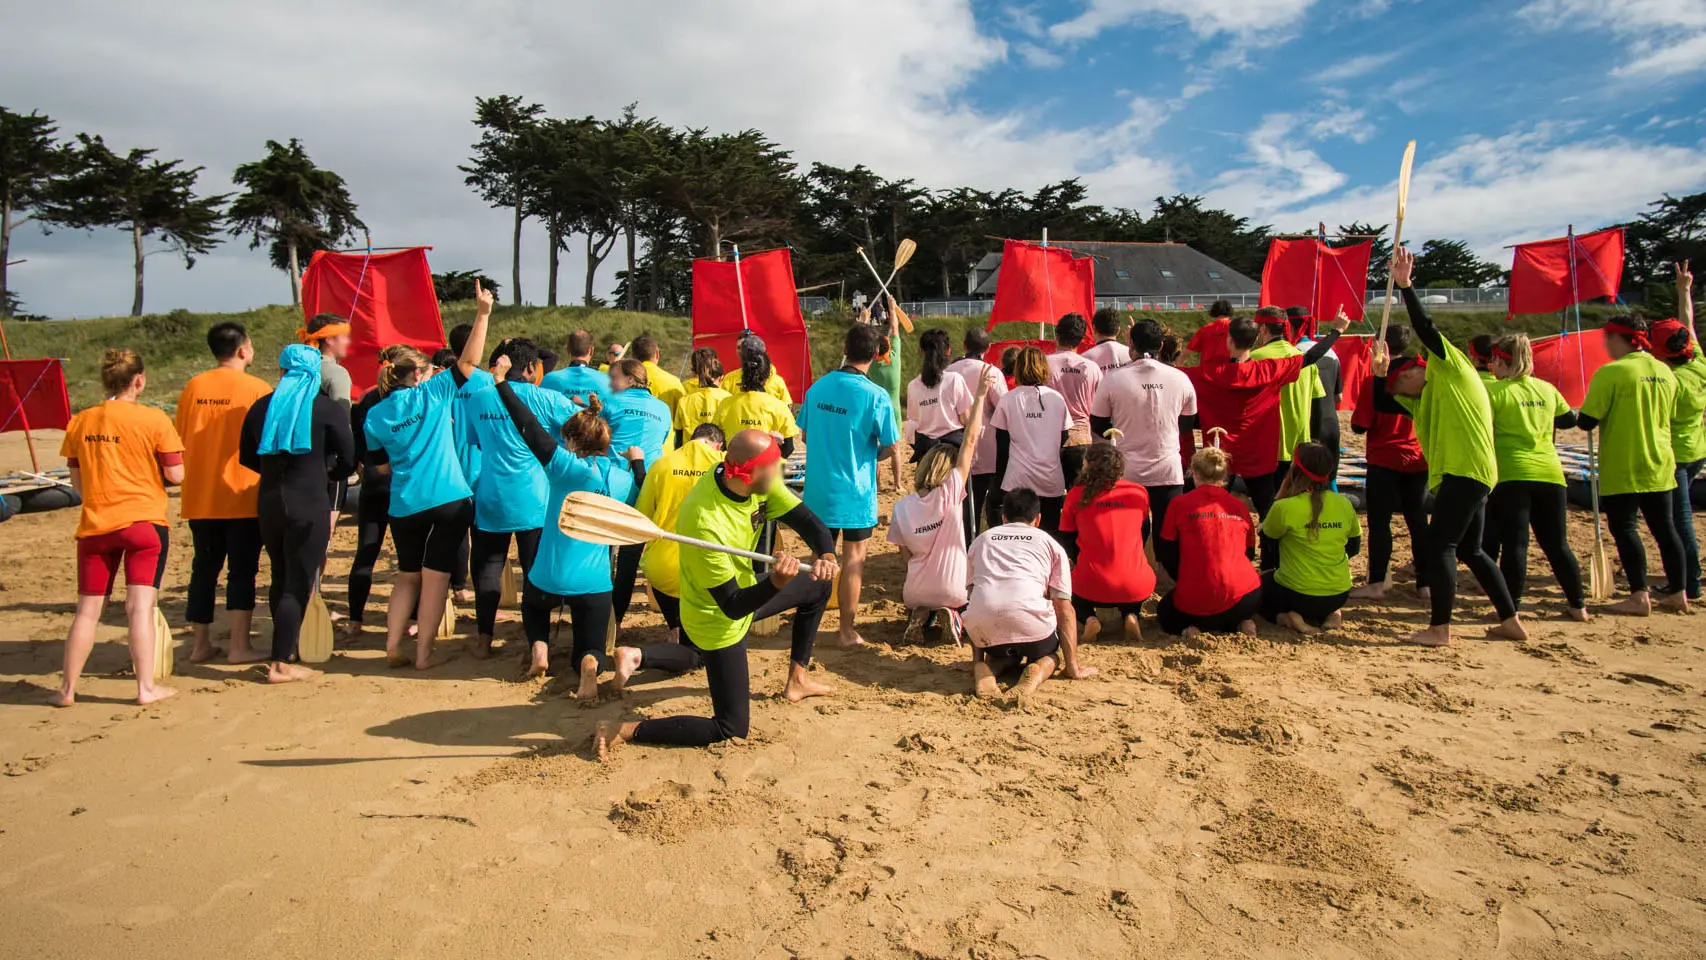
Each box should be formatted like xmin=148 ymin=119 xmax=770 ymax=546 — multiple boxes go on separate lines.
xmin=906 ymin=329 xmax=975 ymax=463
xmin=889 ymin=369 xmax=992 ymax=642
xmin=1088 ymin=319 xmax=1198 ymax=541
xmin=992 ymin=347 xmax=1074 ymax=537
xmin=1047 ymin=313 xmax=1103 ymax=488
xmin=965 ymin=488 xmax=1097 ymax=698
xmin=946 ymin=329 xmax=1009 ymax=540
xmin=1080 ymin=308 xmax=1134 ymax=373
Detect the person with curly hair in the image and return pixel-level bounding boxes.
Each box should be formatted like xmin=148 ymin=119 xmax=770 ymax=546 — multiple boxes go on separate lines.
xmin=1058 ymin=443 xmax=1156 ymax=643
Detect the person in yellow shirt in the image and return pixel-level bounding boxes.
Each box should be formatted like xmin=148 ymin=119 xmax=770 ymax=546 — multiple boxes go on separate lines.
xmin=716 ymin=349 xmax=799 ymax=458
xmin=54 ymin=349 xmax=185 ymax=707
xmin=175 ymin=322 xmax=272 ymax=665
xmin=630 ymin=334 xmax=685 ymax=417
xmin=616 ymin=424 xmax=726 ymax=656
xmin=714 ymin=333 xmax=793 ymax=404
xmin=674 ymin=348 xmax=730 ymax=446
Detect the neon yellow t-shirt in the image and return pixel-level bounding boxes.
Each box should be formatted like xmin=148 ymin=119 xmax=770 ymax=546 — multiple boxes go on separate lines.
xmin=1261 ymin=490 xmax=1361 ymax=596
xmin=716 ymin=369 xmax=792 ymax=405
xmin=1669 ymin=355 xmax=1706 ymax=465
xmin=1250 ymin=339 xmax=1325 ymax=459
xmin=1486 ymin=376 xmax=1570 ymax=486
xmin=1395 ymin=337 xmax=1497 ymax=492
xmin=1581 ymin=351 xmax=1678 ymax=496
xmin=636 ymin=439 xmax=725 ymax=597
xmin=678 ymin=471 xmax=801 ymax=650
xmin=715 ymin=390 xmax=799 ymax=442
xmin=641 ymin=360 xmax=686 ymax=417
xmin=674 ymin=386 xmax=731 ymax=438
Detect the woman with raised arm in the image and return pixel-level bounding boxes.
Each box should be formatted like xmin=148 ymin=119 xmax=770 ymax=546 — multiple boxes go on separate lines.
xmin=1349 ymin=324 xmax=1430 ymax=601
xmin=1652 ymin=260 xmax=1706 ymax=601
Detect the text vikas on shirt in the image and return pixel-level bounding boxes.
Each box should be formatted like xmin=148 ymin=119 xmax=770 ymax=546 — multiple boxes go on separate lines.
xmin=1088 ymin=359 xmax=1197 ymax=486
xmin=61 ymin=399 xmax=185 ymax=539
xmin=175 ymin=367 xmax=271 ymax=520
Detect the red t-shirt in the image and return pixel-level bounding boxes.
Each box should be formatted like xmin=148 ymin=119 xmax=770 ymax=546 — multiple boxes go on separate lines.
xmin=1195 ymin=355 xmax=1305 ymax=478
xmin=1060 ymin=480 xmax=1157 ymax=604
xmin=1188 ymin=319 xmax=1232 ymax=364
xmin=1160 ymin=485 xmax=1261 ymax=616
xmin=1351 ymin=375 xmax=1427 ymax=473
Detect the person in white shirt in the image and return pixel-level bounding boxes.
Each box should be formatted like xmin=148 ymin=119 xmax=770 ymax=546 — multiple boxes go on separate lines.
xmin=1081 ymin=308 xmax=1134 ymax=374
xmin=946 ymin=329 xmax=1009 ymax=541
xmin=1088 ymin=319 xmax=1198 ymax=539
xmin=992 ymin=348 xmax=1074 ymax=538
xmin=906 ymin=329 xmax=975 ymax=463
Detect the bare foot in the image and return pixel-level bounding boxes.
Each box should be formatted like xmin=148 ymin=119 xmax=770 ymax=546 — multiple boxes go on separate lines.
xmin=328 ymin=609 xmax=347 ymax=623
xmin=833 ymin=630 xmax=867 ymax=648
xmin=1277 ymin=612 xmax=1320 ymax=636
xmin=1417 ymin=587 xmax=1431 ymax=602
xmin=526 ymin=641 xmax=549 ymax=679
xmin=1238 ymin=620 xmax=1258 ymax=637
xmin=49 ymin=690 xmax=75 ymax=708
xmin=1566 ymin=606 xmax=1590 ymax=622
xmin=609 ymin=647 xmax=642 ymax=694
xmin=974 ymin=673 xmax=1001 ymax=698
xmin=386 ymin=651 xmax=412 ymax=669
xmin=573 ymin=654 xmax=600 ymax=700
xmin=188 ymin=642 xmax=222 ymax=664
xmin=267 ymin=661 xmax=323 ymax=684
xmin=455 ymin=589 xmax=476 ymax=605
xmin=227 ymin=647 xmax=270 ymax=665
xmin=339 ymin=620 xmax=365 ymax=641
xmin=1014 ymin=660 xmax=1052 ymax=698
xmin=413 ymin=654 xmax=452 ymax=671
xmin=136 ymin=686 xmax=178 ymax=706
xmin=1080 ymin=618 xmax=1102 ymax=644
xmin=1322 ymin=611 xmax=1344 ymax=631
xmin=1607 ymin=594 xmax=1653 ymax=617
xmin=1349 ymin=582 xmax=1387 ymax=600
xmin=1657 ymin=591 xmax=1691 ymax=613
xmin=594 ymin=720 xmax=628 ymax=761
xmin=1123 ymin=614 xmax=1143 ymax=643
xmin=1180 ymin=626 xmax=1201 ymax=640
xmin=469 ymin=635 xmax=493 ymax=660
xmin=1486 ymin=617 xmax=1528 ymax=642
xmin=783 ymin=668 xmax=833 ymax=703
xmin=1409 ymin=625 xmax=1451 ymax=647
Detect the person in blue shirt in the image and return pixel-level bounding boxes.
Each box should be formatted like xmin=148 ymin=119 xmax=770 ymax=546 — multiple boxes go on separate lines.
xmin=362 ymin=283 xmax=492 ymax=670
xmin=446 ymin=325 xmax=495 ymax=604
xmin=492 ymin=365 xmax=645 ymax=699
xmin=800 ymin=323 xmax=901 ymax=647
xmin=540 ymin=329 xmax=612 ymax=408
xmin=602 ymin=357 xmax=673 ymax=631
xmin=463 ymin=337 xmax=579 ymax=659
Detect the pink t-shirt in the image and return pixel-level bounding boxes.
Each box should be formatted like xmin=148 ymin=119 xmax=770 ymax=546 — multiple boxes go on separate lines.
xmin=946 ymin=358 xmax=1008 ymax=476
xmin=964 ymin=522 xmax=1073 ymax=648
xmin=887 ymin=469 xmax=969 ymax=609
xmin=906 ymin=371 xmax=973 ymax=439
xmin=991 ymin=385 xmax=1072 ymax=497
xmin=1088 ymin=359 xmax=1199 ymax=487
xmin=1046 ymin=350 xmax=1103 ymax=426
xmin=1081 ymin=339 xmax=1133 ymax=374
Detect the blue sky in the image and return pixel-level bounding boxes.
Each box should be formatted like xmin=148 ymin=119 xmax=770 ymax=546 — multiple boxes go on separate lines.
xmin=6 ymin=0 xmax=1706 ymax=317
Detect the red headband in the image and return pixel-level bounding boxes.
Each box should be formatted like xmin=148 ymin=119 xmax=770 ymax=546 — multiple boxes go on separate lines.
xmin=1390 ymin=353 xmax=1426 ymax=376
xmin=1491 ymin=346 xmax=1514 ymax=362
xmin=1652 ymin=318 xmax=1696 ymax=361
xmin=1468 ymin=341 xmax=1491 ymax=362
xmin=723 ymin=441 xmax=782 ymax=484
xmin=1292 ymin=455 xmax=1330 ymax=484
xmin=1605 ymin=318 xmax=1652 ymax=352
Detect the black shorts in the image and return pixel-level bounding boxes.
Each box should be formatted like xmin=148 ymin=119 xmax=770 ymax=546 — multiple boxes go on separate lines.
xmin=327 ymin=479 xmax=348 ymax=514
xmin=390 ymin=498 xmax=474 ymax=574
xmin=911 ymin=429 xmax=966 ymax=463
xmin=831 ymin=526 xmax=876 ymax=544
xmin=980 ymin=633 xmax=1060 ymax=670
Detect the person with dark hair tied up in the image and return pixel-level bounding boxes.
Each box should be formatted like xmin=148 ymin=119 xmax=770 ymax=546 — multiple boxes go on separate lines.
xmin=1155 ymin=448 xmax=1262 ymax=638
xmin=1372 ymin=249 xmax=1527 ymax=645
xmin=175 ymin=322 xmax=270 ymax=665
xmin=1484 ymin=333 xmax=1587 ymax=620
xmin=1350 ymin=324 xmax=1430 ymax=601
xmin=946 ymin=327 xmax=1009 ymax=538
xmin=239 ymin=344 xmax=357 ymax=684
xmin=1059 ymin=443 xmax=1155 ymax=643
xmin=907 ymin=328 xmax=974 ymax=463
xmin=1577 ymin=311 xmax=1689 ymax=616
xmin=993 ymin=346 xmax=1073 ymax=538
xmin=1089 ymin=318 xmax=1197 ymax=544
xmin=1082 ymin=308 xmax=1133 ymax=373
xmin=674 ymin=347 xmax=730 ymax=447
xmin=999 ymin=346 xmax=1020 ymax=389
xmin=1290 ymin=306 xmax=1342 ymax=476
xmin=603 ymin=357 xmax=672 ymax=627
xmin=463 ymin=338 xmax=579 ymax=658
xmin=717 ymin=332 xmax=792 ymax=403
xmin=489 ymin=359 xmax=645 ymax=694
xmin=715 ymin=341 xmax=798 ymax=460
xmin=1188 ymin=299 xmax=1237 ymax=364
xmin=1048 ymin=312 xmax=1103 ymax=488
xmin=1248 ymin=306 xmax=1327 ymax=487
xmin=1653 ymin=261 xmax=1706 ymax=600
xmin=1467 ymin=335 xmax=1497 ymax=382
xmin=1260 ymin=441 xmax=1360 ymax=635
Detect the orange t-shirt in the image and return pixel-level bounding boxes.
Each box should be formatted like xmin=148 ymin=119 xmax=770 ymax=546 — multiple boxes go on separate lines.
xmin=60 ymin=400 xmax=185 ymax=539
xmin=175 ymin=368 xmax=271 ymax=520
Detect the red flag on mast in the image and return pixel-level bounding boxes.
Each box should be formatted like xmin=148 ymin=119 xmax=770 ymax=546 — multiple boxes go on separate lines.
xmin=1261 ymin=238 xmax=1372 ymax=323
xmin=987 ymin=239 xmax=1096 ymax=337
xmin=1508 ymin=227 xmax=1624 ymax=317
xmin=691 ymin=247 xmax=813 ymax=399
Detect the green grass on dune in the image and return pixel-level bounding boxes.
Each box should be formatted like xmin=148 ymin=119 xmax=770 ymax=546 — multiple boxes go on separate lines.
xmin=5 ymin=301 xmax=1622 ymax=413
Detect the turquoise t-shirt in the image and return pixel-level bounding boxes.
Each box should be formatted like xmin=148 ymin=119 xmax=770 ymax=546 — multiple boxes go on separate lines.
xmin=363 ymin=371 xmax=471 ymax=518
xmin=452 ymin=369 xmax=495 ymax=491
xmin=541 ymin=363 xmax=613 ymax=407
xmin=528 ymin=449 xmax=636 ymax=597
xmin=465 ymin=380 xmax=579 ymax=533
xmin=602 ymin=386 xmax=673 ymax=469
xmin=800 ymin=370 xmax=900 ymax=529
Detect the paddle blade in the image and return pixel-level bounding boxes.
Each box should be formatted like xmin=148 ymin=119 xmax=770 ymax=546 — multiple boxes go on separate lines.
xmin=500 ymin=559 xmax=519 ymax=609
xmin=750 ymin=614 xmax=781 ymax=636
xmin=895 ymin=301 xmax=914 ymax=334
xmin=153 ymin=606 xmax=173 ymax=681
xmin=1395 ymin=140 xmax=1416 ymax=226
xmin=558 ymin=491 xmax=663 ymax=547
xmin=893 ymin=238 xmax=917 ymax=271
xmin=1590 ymin=544 xmax=1613 ymax=603
xmin=300 ymin=593 xmax=334 ymax=663
xmin=438 ymin=597 xmax=458 ymax=640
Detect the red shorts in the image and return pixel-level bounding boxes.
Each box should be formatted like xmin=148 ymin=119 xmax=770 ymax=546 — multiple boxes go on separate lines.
xmin=76 ymin=522 xmax=170 ymax=596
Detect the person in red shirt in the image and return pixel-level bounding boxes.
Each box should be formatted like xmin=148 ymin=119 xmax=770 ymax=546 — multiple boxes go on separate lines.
xmin=1350 ymin=325 xmax=1431 ymax=600
xmin=1156 ymin=447 xmax=1263 ymax=637
xmin=1184 ymin=301 xmax=1235 ymax=467
xmin=1059 ymin=444 xmax=1157 ymax=643
xmin=1196 ymin=311 xmax=1348 ymax=520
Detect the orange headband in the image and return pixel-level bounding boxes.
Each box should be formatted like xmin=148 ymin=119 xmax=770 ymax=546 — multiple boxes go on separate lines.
xmin=723 ymin=441 xmax=781 ymax=484
xmin=298 ymin=322 xmax=351 ymax=344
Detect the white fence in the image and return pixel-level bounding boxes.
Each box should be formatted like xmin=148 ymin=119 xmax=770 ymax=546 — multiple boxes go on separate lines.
xmin=894 ymin=288 xmax=1510 ymax=317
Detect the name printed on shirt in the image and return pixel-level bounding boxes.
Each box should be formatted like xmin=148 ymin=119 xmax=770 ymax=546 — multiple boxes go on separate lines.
xmin=196 ymin=398 xmax=233 ymax=406
xmin=391 ymin=413 xmax=423 ymax=433
xmin=816 ymin=401 xmax=849 ymax=416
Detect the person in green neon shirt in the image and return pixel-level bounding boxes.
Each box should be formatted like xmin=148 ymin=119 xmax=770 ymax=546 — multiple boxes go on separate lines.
xmin=1258 ymin=441 xmax=1360 ymax=635
xmin=1483 ymin=334 xmax=1587 ymax=621
xmin=1579 ymin=313 xmax=1689 ymax=616
xmin=1369 ymin=248 xmax=1526 ymax=647
xmin=1652 ymin=261 xmax=1706 ymax=600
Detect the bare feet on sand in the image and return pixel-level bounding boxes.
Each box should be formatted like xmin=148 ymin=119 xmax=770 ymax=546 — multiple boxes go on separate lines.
xmin=1322 ymin=611 xmax=1343 ymax=631
xmin=267 ymin=661 xmax=322 ymax=684
xmin=573 ymin=654 xmax=600 ymax=701
xmin=783 ymin=666 xmax=833 ymax=702
xmin=1181 ymin=627 xmax=1201 ymax=640
xmin=386 ymin=651 xmax=412 ymax=669
xmin=1409 ymin=625 xmax=1451 ymax=647
xmin=609 ymin=647 xmax=642 ymax=694
xmin=1123 ymin=614 xmax=1143 ymax=643
xmin=136 ymin=686 xmax=178 ymax=706
xmin=469 ymin=635 xmax=493 ymax=660
xmin=1013 ymin=660 xmax=1053 ymax=698
xmin=1417 ymin=586 xmax=1431 ymax=602
xmin=594 ymin=720 xmax=634 ymax=761
xmin=1607 ymin=593 xmax=1653 ymax=617
xmin=833 ymin=629 xmax=867 ymax=648
xmin=1080 ymin=618 xmax=1101 ymax=644
xmin=188 ymin=641 xmax=222 ymax=664
xmin=1277 ymin=612 xmax=1321 ymax=636
xmin=1349 ymin=582 xmax=1387 ymax=600
xmin=48 ymin=690 xmax=75 ymax=708
xmin=1566 ymin=606 xmax=1591 ymax=622
xmin=1486 ymin=616 xmax=1528 ymax=642
xmin=526 ymin=641 xmax=549 ymax=679
xmin=227 ymin=647 xmax=270 ymax=665
xmin=1656 ymin=591 xmax=1691 ymax=613
xmin=1238 ymin=620 xmax=1258 ymax=636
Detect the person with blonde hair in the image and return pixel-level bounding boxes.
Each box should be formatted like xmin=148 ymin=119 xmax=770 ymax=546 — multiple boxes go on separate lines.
xmin=992 ymin=346 xmax=1073 ymax=536
xmin=1059 ymin=442 xmax=1156 ymax=643
xmin=1484 ymin=333 xmax=1587 ymax=620
xmin=1259 ymin=441 xmax=1360 ymax=634
xmin=673 ymin=347 xmax=730 ymax=446
xmin=1154 ymin=447 xmax=1263 ymax=637
xmin=53 ymin=349 xmax=184 ymax=706
xmin=361 ymin=283 xmax=493 ymax=669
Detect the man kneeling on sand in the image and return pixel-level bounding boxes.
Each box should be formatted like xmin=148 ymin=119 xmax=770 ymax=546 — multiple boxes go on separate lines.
xmin=964 ymin=488 xmax=1097 ymax=697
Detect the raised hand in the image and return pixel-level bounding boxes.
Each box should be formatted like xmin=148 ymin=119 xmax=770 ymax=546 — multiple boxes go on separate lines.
xmin=1330 ymin=305 xmax=1352 ymax=333
xmin=1370 ymin=341 xmax=1391 ymax=377
xmin=1678 ymin=260 xmax=1694 ymax=294
xmin=491 ymin=353 xmax=512 ymax=379
xmin=474 ymin=279 xmax=495 ymax=317
xmin=1391 ymin=248 xmax=1415 ymax=289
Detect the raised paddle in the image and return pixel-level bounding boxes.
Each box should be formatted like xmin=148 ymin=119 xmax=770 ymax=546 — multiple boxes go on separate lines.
xmin=855 ymin=244 xmax=915 ymax=333
xmin=558 ymin=491 xmax=780 ymax=564
xmin=1588 ymin=430 xmax=1614 ymax=602
xmin=152 ymin=606 xmax=173 ymax=681
xmin=1375 ymin=140 xmax=1418 ymax=346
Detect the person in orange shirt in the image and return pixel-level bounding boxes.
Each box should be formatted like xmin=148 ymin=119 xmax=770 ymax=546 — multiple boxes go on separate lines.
xmin=53 ymin=349 xmax=185 ymax=707
xmin=175 ymin=322 xmax=272 ymax=665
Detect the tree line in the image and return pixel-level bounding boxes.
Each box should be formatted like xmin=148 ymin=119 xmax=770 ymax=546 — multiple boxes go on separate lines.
xmin=4 ymin=98 xmax=1704 ymax=319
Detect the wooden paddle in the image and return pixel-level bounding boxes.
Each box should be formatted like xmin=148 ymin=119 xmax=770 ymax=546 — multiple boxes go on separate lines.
xmin=299 ymin=591 xmax=334 ymax=663
xmin=855 ymin=244 xmax=916 ymax=332
xmin=1588 ymin=430 xmax=1614 ymax=602
xmin=500 ymin=553 xmax=519 ymax=609
xmin=152 ymin=606 xmax=173 ymax=681
xmin=558 ymin=491 xmax=780 ymax=564
xmin=1375 ymin=140 xmax=1418 ymax=346
xmin=437 ymin=596 xmax=459 ymax=641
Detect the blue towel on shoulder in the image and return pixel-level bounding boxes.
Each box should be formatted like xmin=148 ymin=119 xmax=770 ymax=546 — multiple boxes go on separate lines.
xmin=257 ymin=344 xmax=324 ymax=455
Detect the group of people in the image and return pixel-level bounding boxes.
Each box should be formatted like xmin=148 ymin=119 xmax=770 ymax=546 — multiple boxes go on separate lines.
xmin=45 ymin=255 xmax=1705 ymax=761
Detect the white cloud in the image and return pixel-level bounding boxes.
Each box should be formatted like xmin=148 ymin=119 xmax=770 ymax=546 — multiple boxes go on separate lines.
xmin=1309 ymin=107 xmax=1373 ymax=143
xmin=1520 ymin=0 xmax=1706 ymax=78
xmin=1206 ymin=113 xmax=1350 ymax=219
xmin=1015 ymin=42 xmax=1066 ymax=68
xmin=1313 ymin=50 xmax=1400 ymax=83
xmin=1049 ymin=0 xmax=1318 ymax=42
